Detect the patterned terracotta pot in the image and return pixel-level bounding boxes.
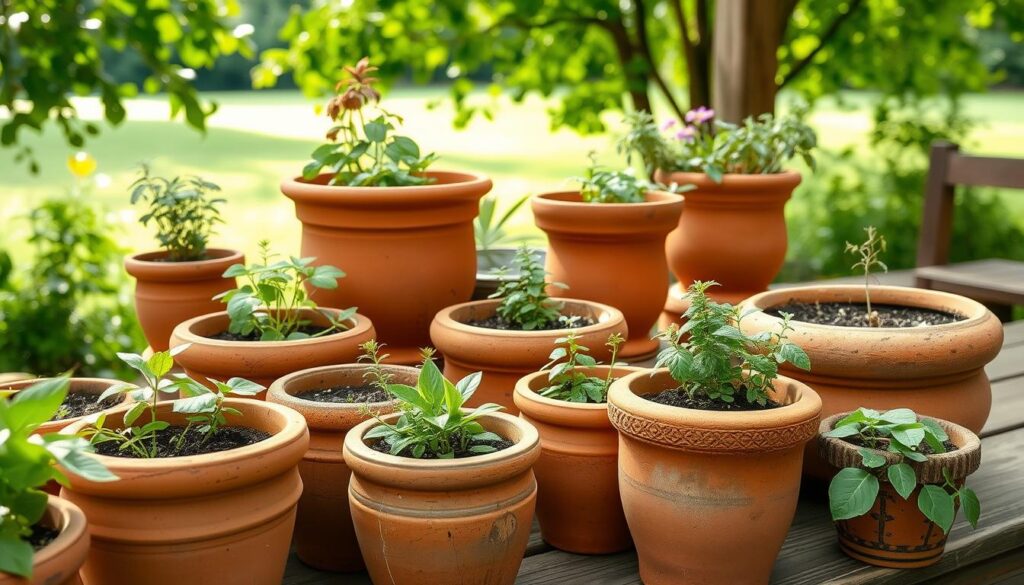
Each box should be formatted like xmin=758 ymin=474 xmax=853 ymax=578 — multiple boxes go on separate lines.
xmin=0 ymin=497 xmax=90 ymax=585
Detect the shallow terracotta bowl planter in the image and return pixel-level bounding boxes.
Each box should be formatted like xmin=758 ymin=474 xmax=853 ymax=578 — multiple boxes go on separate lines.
xmin=0 ymin=497 xmax=90 ymax=585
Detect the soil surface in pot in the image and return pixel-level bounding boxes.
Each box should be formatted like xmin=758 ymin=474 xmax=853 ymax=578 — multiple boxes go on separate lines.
xmin=464 ymin=315 xmax=596 ymax=331
xmin=149 ymin=254 xmax=212 ymax=263
xmin=54 ymin=392 xmax=121 ymax=420
xmin=207 ymin=325 xmax=335 ymax=342
xmin=370 ymin=432 xmax=514 ymax=459
xmin=841 ymin=435 xmax=958 ymax=455
xmin=29 ymin=524 xmax=60 ymax=551
xmin=297 ymin=385 xmax=390 ymax=404
xmin=94 ymin=425 xmax=271 ymax=458
xmin=643 ymin=388 xmax=781 ymax=411
xmin=767 ymin=302 xmax=963 ymax=328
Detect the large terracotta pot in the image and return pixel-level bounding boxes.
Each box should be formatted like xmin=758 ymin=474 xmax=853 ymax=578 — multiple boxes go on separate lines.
xmin=266 ymin=363 xmax=417 ymax=572
xmin=740 ymin=285 xmax=1002 ymax=479
xmin=60 ymin=399 xmax=308 ymax=585
xmin=170 ymin=308 xmax=375 ymax=397
xmin=280 ymin=171 xmax=492 ymax=364
xmin=531 ymin=191 xmax=684 ymax=361
xmin=655 ymin=170 xmax=800 ymax=306
xmin=343 ymin=410 xmax=540 ymax=585
xmin=819 ymin=413 xmax=981 ymax=568
xmin=608 ymin=369 xmax=821 ymax=585
xmin=125 ymin=248 xmax=243 ymax=351
xmin=430 ymin=299 xmax=627 ymax=414
xmin=0 ymin=497 xmax=90 ymax=585
xmin=513 ymin=365 xmax=640 ymax=554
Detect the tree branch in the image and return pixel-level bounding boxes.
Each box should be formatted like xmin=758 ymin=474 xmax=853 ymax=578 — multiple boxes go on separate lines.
xmin=633 ymin=0 xmax=687 ymax=120
xmin=779 ymin=0 xmax=864 ymax=88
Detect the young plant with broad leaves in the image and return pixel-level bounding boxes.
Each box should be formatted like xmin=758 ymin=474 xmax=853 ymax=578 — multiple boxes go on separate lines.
xmin=572 ymin=153 xmax=689 ymax=204
xmin=129 ymin=165 xmax=225 ymax=262
xmin=489 ymin=246 xmax=569 ymax=330
xmin=538 ymin=332 xmax=624 ymax=403
xmin=825 ymin=407 xmax=981 ymax=534
xmin=845 ymin=226 xmax=888 ymax=327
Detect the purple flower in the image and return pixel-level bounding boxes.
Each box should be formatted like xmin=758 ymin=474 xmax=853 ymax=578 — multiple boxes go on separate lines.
xmin=660 ymin=119 xmax=677 ymax=131
xmin=675 ymin=126 xmax=697 ymax=142
xmin=685 ymin=106 xmax=715 ymax=124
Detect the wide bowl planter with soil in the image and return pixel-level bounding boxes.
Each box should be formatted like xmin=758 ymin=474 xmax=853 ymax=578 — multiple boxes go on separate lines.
xmin=1 ymin=377 xmax=124 ymax=436
xmin=280 ymin=171 xmax=492 ymax=364
xmin=740 ymin=285 xmax=1002 ymax=479
xmin=531 ymin=191 xmax=684 ymax=361
xmin=124 ymin=248 xmax=243 ymax=352
xmin=60 ymin=399 xmax=308 ymax=585
xmin=430 ymin=298 xmax=627 ymax=414
xmin=266 ymin=363 xmax=418 ymax=572
xmin=343 ymin=410 xmax=540 ymax=585
xmin=819 ymin=413 xmax=982 ymax=568
xmin=607 ymin=369 xmax=821 ymax=585
xmin=514 ymin=365 xmax=641 ymax=554
xmin=170 ymin=308 xmax=375 ymax=396
xmin=0 ymin=497 xmax=90 ymax=585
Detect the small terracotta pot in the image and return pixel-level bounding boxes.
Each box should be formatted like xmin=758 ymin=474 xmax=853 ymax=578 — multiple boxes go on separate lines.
xmin=608 ymin=369 xmax=821 ymax=585
xmin=343 ymin=410 xmax=541 ymax=585
xmin=281 ymin=171 xmax=492 ymax=364
xmin=819 ymin=413 xmax=982 ymax=568
xmin=60 ymin=399 xmax=309 ymax=585
xmin=0 ymin=497 xmax=90 ymax=585
xmin=531 ymin=191 xmax=684 ymax=361
xmin=430 ymin=299 xmax=628 ymax=414
xmin=740 ymin=285 xmax=1002 ymax=479
xmin=514 ymin=365 xmax=641 ymax=554
xmin=169 ymin=308 xmax=375 ymax=397
xmin=124 ymin=249 xmax=243 ymax=351
xmin=266 ymin=364 xmax=417 ymax=572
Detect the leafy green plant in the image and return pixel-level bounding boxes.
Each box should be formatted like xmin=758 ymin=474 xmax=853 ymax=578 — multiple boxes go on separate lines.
xmin=573 ymin=154 xmax=689 ymax=204
xmin=475 ymin=194 xmax=534 ymax=251
xmin=358 ymin=339 xmax=394 ymax=391
xmin=654 ymin=281 xmax=810 ymax=406
xmin=489 ymin=246 xmax=569 ymax=330
xmin=129 ymin=165 xmax=225 ymax=262
xmin=845 ymin=226 xmax=888 ymax=327
xmin=216 ymin=240 xmax=354 ymax=341
xmin=302 ymin=58 xmax=437 ymax=187
xmin=1 ymin=377 xmax=116 ymax=578
xmin=538 ymin=333 xmax=624 ymax=403
xmin=825 ymin=407 xmax=981 ymax=534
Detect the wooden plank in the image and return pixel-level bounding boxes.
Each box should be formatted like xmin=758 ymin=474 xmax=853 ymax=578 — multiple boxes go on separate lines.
xmin=1005 ymin=321 xmax=1024 ymax=347
xmin=986 ymin=341 xmax=1024 ymax=383
xmin=983 ymin=376 xmax=1024 ymax=437
xmin=948 ymin=152 xmax=1024 ymax=191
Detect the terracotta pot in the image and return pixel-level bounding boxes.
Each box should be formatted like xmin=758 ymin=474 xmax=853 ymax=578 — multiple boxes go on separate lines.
xmin=280 ymin=171 xmax=492 ymax=364
xmin=513 ymin=365 xmax=641 ymax=554
xmin=0 ymin=372 xmax=32 ymax=385
xmin=531 ymin=191 xmax=684 ymax=361
xmin=819 ymin=413 xmax=982 ymax=568
xmin=655 ymin=170 xmax=800 ymax=305
xmin=430 ymin=299 xmax=628 ymax=414
xmin=0 ymin=497 xmax=90 ymax=585
xmin=125 ymin=249 xmax=243 ymax=351
xmin=266 ymin=363 xmax=417 ymax=572
xmin=170 ymin=308 xmax=375 ymax=397
xmin=740 ymin=285 xmax=1002 ymax=479
xmin=343 ymin=410 xmax=540 ymax=585
xmin=608 ymin=369 xmax=821 ymax=585
xmin=60 ymin=399 xmax=308 ymax=585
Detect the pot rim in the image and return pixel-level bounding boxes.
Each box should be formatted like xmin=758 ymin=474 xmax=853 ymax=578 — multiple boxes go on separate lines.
xmin=654 ymin=168 xmax=802 ymax=189
xmin=532 ymin=189 xmax=683 ymax=209
xmin=267 ymin=363 xmax=415 ymax=411
xmin=432 ymin=298 xmax=625 ymax=339
xmin=171 ymin=307 xmax=373 ymax=349
xmin=124 ymin=248 xmax=243 ymax=282
xmin=280 ymin=169 xmax=492 ymax=201
xmin=514 ymin=365 xmax=644 ymax=429
xmin=514 ymin=365 xmax=644 ymax=412
xmin=30 ymin=496 xmax=88 ymax=572
xmin=2 ymin=377 xmax=130 ymax=430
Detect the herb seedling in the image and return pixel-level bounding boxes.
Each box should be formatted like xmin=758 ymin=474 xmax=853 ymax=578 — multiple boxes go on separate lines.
xmin=489 ymin=246 xmax=570 ymax=330
xmin=358 ymin=339 xmax=393 ymax=391
xmin=539 ymin=332 xmax=625 ymax=403
xmin=573 ymin=153 xmax=688 ymax=204
xmin=129 ymin=165 xmax=225 ymax=262
xmin=845 ymin=226 xmax=888 ymax=327
xmin=825 ymin=407 xmax=981 ymax=534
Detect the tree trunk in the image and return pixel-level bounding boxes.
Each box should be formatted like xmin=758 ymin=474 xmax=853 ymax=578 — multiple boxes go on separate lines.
xmin=712 ymin=0 xmax=788 ymax=122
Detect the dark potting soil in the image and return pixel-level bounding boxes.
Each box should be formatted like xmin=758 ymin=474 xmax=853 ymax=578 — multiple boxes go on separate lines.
xmin=207 ymin=325 xmax=332 ymax=342
xmin=53 ymin=391 xmax=121 ymax=421
xmin=297 ymin=384 xmax=390 ymax=404
xmin=370 ymin=433 xmax=514 ymax=459
xmin=29 ymin=524 xmax=60 ymax=551
xmin=767 ymin=302 xmax=963 ymax=328
xmin=643 ymin=388 xmax=782 ymax=412
xmin=464 ymin=315 xmax=596 ymax=331
xmin=842 ymin=435 xmax=959 ymax=455
xmin=94 ymin=425 xmax=270 ymax=458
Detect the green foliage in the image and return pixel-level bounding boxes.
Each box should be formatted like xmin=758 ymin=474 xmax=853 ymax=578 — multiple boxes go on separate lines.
xmin=654 ymin=281 xmax=810 ymax=406
xmin=0 ymin=377 xmax=116 ymax=578
xmin=573 ymin=154 xmax=683 ymax=204
xmin=358 ymin=340 xmax=394 ymax=392
xmin=845 ymin=226 xmax=888 ymax=325
xmin=129 ymin=166 xmax=225 ymax=262
xmin=475 ymin=194 xmax=534 ymax=251
xmin=538 ymin=333 xmax=624 ymax=403
xmin=489 ymin=246 xmax=568 ymax=330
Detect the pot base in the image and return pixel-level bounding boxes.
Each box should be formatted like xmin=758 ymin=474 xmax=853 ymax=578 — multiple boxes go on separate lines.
xmin=838 ymin=534 xmax=945 ymax=569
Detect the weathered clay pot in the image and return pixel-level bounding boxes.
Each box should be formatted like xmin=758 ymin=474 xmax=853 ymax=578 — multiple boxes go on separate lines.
xmin=740 ymin=285 xmax=1002 ymax=479
xmin=281 ymin=171 xmax=491 ymax=364
xmin=343 ymin=410 xmax=540 ymax=585
xmin=60 ymin=399 xmax=308 ymax=585
xmin=125 ymin=249 xmax=243 ymax=351
xmin=430 ymin=299 xmax=628 ymax=414
xmin=514 ymin=365 xmax=640 ymax=554
xmin=532 ymin=191 xmax=684 ymax=361
xmin=0 ymin=497 xmax=90 ymax=585
xmin=819 ymin=413 xmax=982 ymax=568
xmin=266 ymin=364 xmax=417 ymax=572
xmin=608 ymin=369 xmax=821 ymax=585
xmin=655 ymin=171 xmax=800 ymax=305
xmin=170 ymin=308 xmax=375 ymax=397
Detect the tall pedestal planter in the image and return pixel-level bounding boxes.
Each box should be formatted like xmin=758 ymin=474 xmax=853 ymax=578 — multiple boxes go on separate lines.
xmin=125 ymin=249 xmax=242 ymax=351
xmin=740 ymin=285 xmax=1002 ymax=479
xmin=280 ymin=171 xmax=492 ymax=364
xmin=608 ymin=370 xmax=821 ymax=585
xmin=0 ymin=497 xmax=90 ymax=585
xmin=514 ymin=366 xmax=640 ymax=554
xmin=531 ymin=191 xmax=684 ymax=361
xmin=343 ymin=411 xmax=541 ymax=585
xmin=60 ymin=400 xmax=308 ymax=585
xmin=430 ymin=299 xmax=627 ymax=414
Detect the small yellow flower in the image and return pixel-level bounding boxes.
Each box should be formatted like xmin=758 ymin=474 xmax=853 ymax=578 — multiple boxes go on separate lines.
xmin=67 ymin=152 xmax=97 ymax=178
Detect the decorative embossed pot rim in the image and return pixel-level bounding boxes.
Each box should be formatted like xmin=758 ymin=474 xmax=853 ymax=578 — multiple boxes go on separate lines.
xmin=433 ymin=298 xmax=625 ymax=339
xmin=514 ymin=366 xmax=644 ymax=428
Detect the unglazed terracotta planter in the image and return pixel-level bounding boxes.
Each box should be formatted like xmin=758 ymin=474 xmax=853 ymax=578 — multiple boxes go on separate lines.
xmin=740 ymin=285 xmax=1002 ymax=479
xmin=1 ymin=378 xmax=123 ymax=436
xmin=343 ymin=411 xmax=540 ymax=585
xmin=60 ymin=399 xmax=308 ymax=585
xmin=430 ymin=299 xmax=627 ymax=414
xmin=266 ymin=364 xmax=417 ymax=572
xmin=819 ymin=413 xmax=982 ymax=568
xmin=170 ymin=308 xmax=375 ymax=397
xmin=124 ymin=248 xmax=243 ymax=351
xmin=281 ymin=171 xmax=492 ymax=364
xmin=608 ymin=369 xmax=821 ymax=585
xmin=514 ymin=365 xmax=640 ymax=554
xmin=532 ymin=191 xmax=684 ymax=361
xmin=0 ymin=497 xmax=90 ymax=585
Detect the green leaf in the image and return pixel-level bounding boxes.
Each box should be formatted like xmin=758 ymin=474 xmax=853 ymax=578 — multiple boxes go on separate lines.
xmin=386 ymin=384 xmax=430 ymax=412
xmin=122 ymin=401 xmax=148 ymax=427
xmin=879 ymin=408 xmax=917 ymax=425
xmin=859 ymin=448 xmax=887 ymax=469
xmin=225 ymin=377 xmax=264 ymax=396
xmin=828 ymin=467 xmax=880 ymax=521
xmin=443 ymin=378 xmax=464 ymax=415
xmin=147 ymin=351 xmax=173 ymax=378
xmin=918 ymin=484 xmax=956 ymax=533
xmin=960 ymin=487 xmax=981 ymax=528
xmin=455 ymin=371 xmax=482 ymax=401
xmin=173 ymin=393 xmax=218 ymax=413
xmin=418 ymin=358 xmax=446 ymax=411
xmin=891 ymin=424 xmax=926 ymax=449
xmin=822 ymin=424 xmax=861 ymax=439
xmin=9 ymin=377 xmax=70 ymax=429
xmin=0 ymin=535 xmax=34 ymax=578
xmin=364 ymin=120 xmax=388 ymax=143
xmin=887 ymin=463 xmax=917 ymax=500
xmin=779 ymin=343 xmax=811 ymax=370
